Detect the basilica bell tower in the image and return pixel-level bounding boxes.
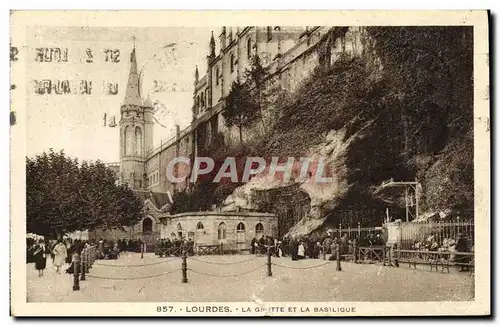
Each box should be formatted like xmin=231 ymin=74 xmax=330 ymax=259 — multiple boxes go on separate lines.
xmin=119 ymin=45 xmax=154 ymax=189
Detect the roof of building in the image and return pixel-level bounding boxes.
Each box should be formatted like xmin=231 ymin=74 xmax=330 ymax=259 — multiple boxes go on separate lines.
xmin=134 ymin=190 xmax=171 ymax=210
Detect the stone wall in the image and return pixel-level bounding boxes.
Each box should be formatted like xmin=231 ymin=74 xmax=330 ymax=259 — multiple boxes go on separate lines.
xmin=159 ymin=211 xmax=277 ymax=251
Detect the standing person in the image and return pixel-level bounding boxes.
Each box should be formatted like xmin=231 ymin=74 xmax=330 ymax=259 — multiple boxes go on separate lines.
xmin=33 ymin=239 xmax=48 ymax=277
xmin=323 ymin=236 xmax=332 ymax=259
xmin=250 ymin=238 xmax=257 ymax=254
xmin=341 ymin=233 xmax=349 ymax=257
xmin=52 ymin=239 xmax=67 ymax=274
xmin=297 ymin=241 xmax=305 ymax=260
xmin=49 ymin=240 xmax=56 ymax=265
xmin=259 ymin=236 xmax=266 ymax=255
xmin=98 ymin=238 xmax=104 ymax=257
xmin=455 ymin=233 xmax=470 ymax=271
xmin=65 ymin=239 xmax=73 ymax=264
xmin=291 ymin=236 xmax=299 ymax=261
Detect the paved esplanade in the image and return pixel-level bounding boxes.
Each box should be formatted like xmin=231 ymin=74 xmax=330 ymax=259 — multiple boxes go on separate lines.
xmin=27 ymin=252 xmax=474 ymax=302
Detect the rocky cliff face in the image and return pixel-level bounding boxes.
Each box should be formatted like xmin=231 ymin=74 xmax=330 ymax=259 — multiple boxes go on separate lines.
xmin=221 ymin=121 xmax=379 ymax=236
xmin=215 ymin=26 xmax=473 ymax=237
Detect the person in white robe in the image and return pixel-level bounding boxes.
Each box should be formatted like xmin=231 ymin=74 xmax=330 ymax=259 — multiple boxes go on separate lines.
xmin=52 ymin=239 xmax=67 ymax=274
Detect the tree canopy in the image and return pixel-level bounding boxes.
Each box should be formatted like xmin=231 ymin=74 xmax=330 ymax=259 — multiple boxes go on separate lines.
xmin=26 ymin=149 xmax=144 ymax=238
xmin=222 ymin=79 xmax=258 ymax=143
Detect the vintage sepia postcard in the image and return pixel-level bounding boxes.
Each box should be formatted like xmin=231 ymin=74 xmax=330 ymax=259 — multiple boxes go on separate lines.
xmin=10 ymin=10 xmax=490 ymax=317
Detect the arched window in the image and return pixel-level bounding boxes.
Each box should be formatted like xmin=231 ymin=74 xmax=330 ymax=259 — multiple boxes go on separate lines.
xmin=218 ymin=222 xmax=227 ymax=240
xmin=201 ymin=94 xmax=205 ymax=108
xmin=216 ymin=67 xmax=220 ymax=86
xmin=142 ymin=217 xmax=153 ymax=233
xmin=230 ymin=53 xmax=235 ymax=73
xmin=135 ymin=127 xmax=142 ymax=156
xmin=255 ymin=223 xmax=264 ymax=239
xmin=124 ymin=126 xmax=134 ymax=156
xmin=237 ymin=222 xmax=245 ymax=231
xmin=177 ymin=223 xmax=182 ymax=231
xmin=170 ymin=232 xmax=176 ymax=239
xmin=197 ymin=222 xmax=204 ymax=230
xmin=247 ymin=37 xmax=252 ymax=59
xmin=205 ymin=90 xmax=209 ymax=107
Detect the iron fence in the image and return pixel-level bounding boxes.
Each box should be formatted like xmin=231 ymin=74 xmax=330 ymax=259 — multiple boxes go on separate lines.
xmin=397 ymin=221 xmax=474 ymax=251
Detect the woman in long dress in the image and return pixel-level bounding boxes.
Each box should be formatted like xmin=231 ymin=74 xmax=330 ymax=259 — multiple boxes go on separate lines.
xmin=33 ymin=239 xmax=47 ymax=277
xmin=297 ymin=241 xmax=305 ymax=260
xmin=52 ymin=239 xmax=67 ymax=274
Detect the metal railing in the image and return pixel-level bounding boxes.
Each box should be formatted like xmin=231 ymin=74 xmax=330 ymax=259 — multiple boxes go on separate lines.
xmin=397 ymin=221 xmax=474 ymax=250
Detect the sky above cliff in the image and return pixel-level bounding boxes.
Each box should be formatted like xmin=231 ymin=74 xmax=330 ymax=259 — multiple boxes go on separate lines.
xmin=24 ymin=26 xmax=215 ymax=163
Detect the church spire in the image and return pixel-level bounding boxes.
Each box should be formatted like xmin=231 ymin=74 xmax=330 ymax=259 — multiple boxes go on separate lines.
xmin=209 ymin=31 xmax=215 ymax=57
xmin=194 ymin=65 xmax=199 ymax=84
xmin=123 ymin=43 xmax=142 ymax=108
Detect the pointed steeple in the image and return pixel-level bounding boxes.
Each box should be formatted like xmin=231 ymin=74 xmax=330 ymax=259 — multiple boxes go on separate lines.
xmin=122 ymin=45 xmax=142 ymax=108
xmin=219 ymin=26 xmax=227 ymax=50
xmin=209 ymin=31 xmax=215 ymax=57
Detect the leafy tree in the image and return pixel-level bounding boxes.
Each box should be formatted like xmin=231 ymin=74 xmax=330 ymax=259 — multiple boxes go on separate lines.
xmin=244 ymin=55 xmax=278 ymax=133
xmin=223 ymin=79 xmax=260 ymax=143
xmin=366 ymin=26 xmax=473 ymax=155
xmin=26 ymin=149 xmax=144 ymax=238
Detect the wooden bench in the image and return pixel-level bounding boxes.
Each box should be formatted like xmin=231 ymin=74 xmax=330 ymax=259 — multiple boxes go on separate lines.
xmin=395 ymin=250 xmax=474 ymax=273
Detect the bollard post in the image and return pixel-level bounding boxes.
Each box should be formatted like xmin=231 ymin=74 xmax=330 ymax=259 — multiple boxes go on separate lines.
xmin=393 ymin=244 xmax=399 ymax=268
xmin=267 ymin=247 xmax=273 ymax=277
xmin=85 ymin=248 xmax=90 ymax=273
xmin=336 ymin=244 xmax=342 ymax=271
xmin=141 ymin=243 xmax=144 ymax=259
xmin=181 ymin=250 xmax=188 ymax=283
xmin=80 ymin=250 xmax=86 ymax=281
xmin=73 ymin=253 xmax=80 ymax=291
xmin=353 ymin=242 xmax=357 ymax=264
xmin=87 ymin=248 xmax=92 ymax=269
xmin=90 ymin=246 xmax=95 ymax=267
xmin=89 ymin=247 xmax=93 ymax=267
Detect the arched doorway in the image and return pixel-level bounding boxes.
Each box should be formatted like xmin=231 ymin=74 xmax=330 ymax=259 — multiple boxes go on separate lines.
xmin=177 ymin=223 xmax=183 ymax=239
xmin=143 ymin=217 xmax=153 ymax=233
xmin=218 ymin=222 xmax=227 ymax=241
xmin=196 ymin=222 xmax=204 ymax=244
xmin=141 ymin=217 xmax=154 ymax=253
xmin=255 ymin=223 xmax=264 ymax=240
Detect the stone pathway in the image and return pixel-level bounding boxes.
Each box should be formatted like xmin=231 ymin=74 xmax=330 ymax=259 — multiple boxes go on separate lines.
xmin=27 ymin=252 xmax=474 ymax=302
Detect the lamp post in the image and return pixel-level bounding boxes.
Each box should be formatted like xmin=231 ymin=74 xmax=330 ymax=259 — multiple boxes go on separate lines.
xmin=380 ymin=179 xmax=421 ymax=222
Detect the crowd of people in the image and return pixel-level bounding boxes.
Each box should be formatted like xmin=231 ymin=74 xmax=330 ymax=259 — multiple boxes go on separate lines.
xmin=154 ymin=238 xmax=195 ymax=256
xmin=27 ymin=238 xmax=83 ymax=277
xmin=250 ymin=231 xmax=370 ymax=261
xmin=26 ymin=237 xmax=137 ymax=277
xmin=27 ymin=229 xmax=473 ymax=276
xmin=410 ymin=232 xmax=473 ymax=271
